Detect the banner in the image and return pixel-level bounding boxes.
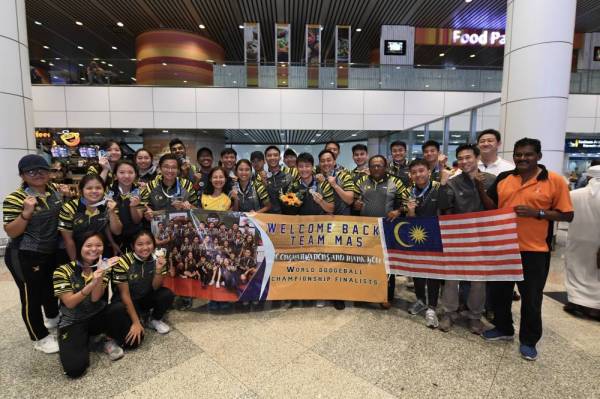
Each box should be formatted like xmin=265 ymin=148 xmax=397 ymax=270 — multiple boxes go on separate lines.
xmin=381 ymin=208 xmax=524 ymax=281
xmin=244 ymin=23 xmax=260 ymax=87
xmin=335 ymin=25 xmax=351 ymax=88
xmin=151 ymin=210 xmax=387 ymax=302
xmin=306 ymin=24 xmax=321 ymax=88
xmin=275 ymin=23 xmax=290 ymax=87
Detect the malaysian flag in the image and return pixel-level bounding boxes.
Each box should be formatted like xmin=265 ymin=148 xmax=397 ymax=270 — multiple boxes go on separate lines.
xmin=381 ymin=208 xmax=524 ymax=281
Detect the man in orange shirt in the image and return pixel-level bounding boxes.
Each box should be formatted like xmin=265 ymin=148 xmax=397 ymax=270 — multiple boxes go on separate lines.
xmin=482 ymin=138 xmax=574 ymax=361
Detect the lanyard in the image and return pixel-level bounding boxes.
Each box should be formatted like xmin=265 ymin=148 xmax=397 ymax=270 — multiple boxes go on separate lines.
xmin=161 ymin=178 xmax=181 ymax=199
xmin=411 ymin=182 xmax=431 ymax=200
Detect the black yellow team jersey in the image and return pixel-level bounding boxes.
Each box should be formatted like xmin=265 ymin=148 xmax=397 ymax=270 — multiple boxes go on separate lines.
xmin=350 ymin=167 xmax=369 ymax=184
xmin=409 ymin=181 xmax=442 ymax=217
xmin=112 ymin=252 xmax=167 ymax=301
xmin=265 ymin=165 xmax=299 ymax=213
xmin=58 ymin=198 xmax=111 ymax=241
xmin=53 ymin=261 xmax=109 ymax=328
xmin=108 ymin=183 xmax=142 ymax=244
xmin=3 ymin=183 xmax=63 ymax=253
xmin=237 ymin=179 xmax=270 ymax=212
xmin=87 ymin=164 xmax=113 ymax=187
xmin=288 ymin=177 xmax=334 ymax=215
xmin=328 ymin=169 xmax=355 ymax=215
xmin=353 ymin=173 xmax=408 ymax=217
xmin=140 ymin=175 xmax=198 ymax=211
xmin=387 ymin=160 xmax=410 ymax=186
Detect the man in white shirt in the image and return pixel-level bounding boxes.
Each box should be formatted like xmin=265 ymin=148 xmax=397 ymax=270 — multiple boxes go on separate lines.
xmin=477 ymin=129 xmax=515 ymax=175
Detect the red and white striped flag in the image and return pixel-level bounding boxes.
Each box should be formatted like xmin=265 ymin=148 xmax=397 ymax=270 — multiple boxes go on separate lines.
xmin=381 ymin=208 xmax=524 ymax=281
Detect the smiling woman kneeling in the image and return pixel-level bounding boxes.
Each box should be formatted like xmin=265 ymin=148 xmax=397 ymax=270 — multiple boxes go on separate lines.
xmin=53 ymin=232 xmax=135 ymax=378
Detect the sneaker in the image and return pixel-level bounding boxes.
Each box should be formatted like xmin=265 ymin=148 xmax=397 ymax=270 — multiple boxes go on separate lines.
xmin=209 ymin=280 xmax=215 ymax=286
xmin=333 ymin=300 xmax=346 ymax=310
xmin=34 ymin=334 xmax=59 ymax=354
xmin=482 ymin=328 xmax=514 ymax=341
xmin=425 ymin=309 xmax=439 ymax=328
xmin=103 ymin=339 xmax=124 ymax=361
xmin=469 ymin=318 xmax=486 ymax=335
xmin=380 ymin=301 xmax=392 ymax=310
xmin=215 ymin=281 xmax=220 ymax=288
xmin=44 ymin=315 xmax=60 ymax=330
xmin=148 ymin=319 xmax=170 ymax=334
xmin=519 ymin=344 xmax=538 ymax=361
xmin=438 ymin=314 xmax=453 ymax=332
xmin=316 ymin=300 xmax=326 ymax=308
xmin=408 ymin=300 xmax=427 ymax=315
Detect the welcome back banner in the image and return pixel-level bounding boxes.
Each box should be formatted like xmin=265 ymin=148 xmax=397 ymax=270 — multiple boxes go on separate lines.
xmin=151 ymin=210 xmax=387 ymax=303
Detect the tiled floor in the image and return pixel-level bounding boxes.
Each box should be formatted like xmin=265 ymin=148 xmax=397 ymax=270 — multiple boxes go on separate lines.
xmin=1 ymin=230 xmax=599 ymax=398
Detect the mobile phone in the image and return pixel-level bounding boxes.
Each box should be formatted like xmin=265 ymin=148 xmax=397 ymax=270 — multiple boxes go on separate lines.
xmin=98 ymin=150 xmax=108 ymax=159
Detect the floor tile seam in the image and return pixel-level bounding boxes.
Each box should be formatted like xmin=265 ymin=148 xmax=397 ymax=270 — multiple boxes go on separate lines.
xmin=278 ymin=311 xmax=360 ymax=349
xmin=484 ymin=344 xmax=508 ymax=399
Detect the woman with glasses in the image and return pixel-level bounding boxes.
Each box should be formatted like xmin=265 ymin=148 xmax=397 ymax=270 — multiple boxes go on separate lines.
xmin=59 ymin=174 xmax=122 ymax=261
xmin=2 ymin=155 xmax=69 ymax=354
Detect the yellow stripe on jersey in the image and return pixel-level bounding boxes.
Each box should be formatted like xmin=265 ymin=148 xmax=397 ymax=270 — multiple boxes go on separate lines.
xmin=336 ymin=169 xmax=356 ymax=191
xmin=53 ymin=261 xmax=109 ymax=297
xmin=58 ymin=199 xmax=79 ymax=231
xmin=254 ymin=180 xmax=270 ymax=204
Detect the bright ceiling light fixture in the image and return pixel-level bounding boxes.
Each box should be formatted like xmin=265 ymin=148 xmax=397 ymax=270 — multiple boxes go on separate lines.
xmin=238 ymin=25 xmax=244 ymax=29
xmin=75 ymin=21 xmax=83 ymax=26
xmin=77 ymin=45 xmax=84 ymax=50
xmin=43 ymin=45 xmax=49 ymax=49
xmin=34 ymin=21 xmax=42 ymax=25
xmin=439 ymin=52 xmax=445 ymax=57
xmin=199 ymin=24 xmax=206 ymax=29
xmin=470 ymin=54 xmax=476 ymax=58
xmin=355 ymin=28 xmax=362 ymax=32
xmin=116 ymin=21 xmax=124 ymax=27
xmin=112 ymin=46 xmax=118 ymax=50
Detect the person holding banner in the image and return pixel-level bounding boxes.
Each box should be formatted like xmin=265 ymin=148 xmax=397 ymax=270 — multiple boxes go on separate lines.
xmin=109 ymin=160 xmax=144 ymax=253
xmin=53 ymin=232 xmax=132 ymax=378
xmin=406 ymin=159 xmax=442 ymax=328
xmin=59 ymin=174 xmax=123 ymax=261
xmin=201 ymin=167 xmax=234 ymax=211
xmin=438 ymin=144 xmax=496 ymax=334
xmin=289 ymin=152 xmax=335 ymax=216
xmin=484 ymin=138 xmax=574 ymax=361
xmin=112 ymin=230 xmax=174 ymax=341
xmin=317 ymin=150 xmax=354 ymax=216
xmin=141 ymin=153 xmax=198 ymax=217
xmin=353 ymin=155 xmax=409 ymax=308
xmin=264 ymin=145 xmax=298 ymax=214
xmin=232 ymin=159 xmax=271 ymax=213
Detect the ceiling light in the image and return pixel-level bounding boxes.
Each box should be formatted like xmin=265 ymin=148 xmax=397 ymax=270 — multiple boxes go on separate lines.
xmin=183 ymin=80 xmax=188 ymax=83
xmin=34 ymin=21 xmax=42 ymax=25
xmin=116 ymin=21 xmax=124 ymax=27
xmin=355 ymin=28 xmax=362 ymax=32
xmin=48 ymin=62 xmax=54 ymax=66
xmin=199 ymin=24 xmax=206 ymax=29
xmin=465 ymin=0 xmax=472 ymax=3
xmin=75 ymin=21 xmax=83 ymax=26
xmin=162 ymin=130 xmax=169 ymax=133
xmin=206 ymin=59 xmax=214 ymax=63
xmin=119 ymin=70 xmax=124 ymax=74
xmin=78 ymin=63 xmax=84 ymax=67
xmin=130 ymin=58 xmax=137 ymax=61
xmin=93 ymin=57 xmax=99 ymax=60
xmin=244 ymin=132 xmax=249 ymax=136
xmin=43 ymin=45 xmax=49 ymax=49
xmin=469 ymin=54 xmax=476 ymax=58
xmin=162 ymin=62 xmax=167 ymax=66
xmin=451 ymin=134 xmax=461 ymax=138
xmin=233 ymin=80 xmax=238 ymax=84
xmin=439 ymin=53 xmax=445 ymax=57
xmin=395 ymin=66 xmax=401 ymax=70
xmin=131 ymin=77 xmax=136 ymax=81
xmin=351 ymin=133 xmax=357 ymax=137
xmin=122 ymin=129 xmax=129 ymax=133
xmin=54 ymin=57 xmax=60 ymax=60
xmin=330 ymin=82 xmax=334 ymax=85
xmin=107 ymin=63 xmax=113 ymax=67
xmin=100 ymin=61 xmax=106 ymax=64
xmin=41 ymin=59 xmax=46 ymax=63
xmin=471 ymin=84 xmax=476 ymax=87
xmin=425 ymin=84 xmax=430 ymax=88
xmin=222 ymin=63 xmax=226 ymax=67
xmin=280 ymin=132 xmax=285 ymax=136
xmin=80 ymin=77 xmax=86 ymax=81
xmin=320 ymin=27 xmax=323 ymax=31
xmin=239 ymin=25 xmax=244 ymax=29
xmin=77 ymin=45 xmax=84 ymax=50
xmin=417 ymin=134 xmax=424 ymax=137
xmin=310 ymin=139 xmax=316 ymax=143
xmin=315 ymin=133 xmax=322 ymax=137
xmin=112 ymin=46 xmax=118 ymax=50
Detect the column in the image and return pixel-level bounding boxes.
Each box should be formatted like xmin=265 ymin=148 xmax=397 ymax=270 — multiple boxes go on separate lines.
xmin=0 ymin=0 xmax=35 ymax=242
xmin=499 ymin=0 xmax=576 ymax=172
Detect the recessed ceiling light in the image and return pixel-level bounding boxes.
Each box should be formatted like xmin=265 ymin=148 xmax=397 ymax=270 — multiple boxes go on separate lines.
xmin=131 ymin=77 xmax=136 ymax=81
xmin=80 ymin=77 xmax=86 ymax=81
xmin=199 ymin=24 xmax=206 ymax=29
xmin=122 ymin=129 xmax=129 ymax=133
xmin=78 ymin=63 xmax=84 ymax=67
xmin=465 ymin=0 xmax=472 ymax=3
xmin=239 ymin=25 xmax=244 ymax=29
xmin=315 ymin=133 xmax=322 ymax=137
xmin=130 ymin=58 xmax=137 ymax=61
xmin=77 ymin=45 xmax=84 ymax=50
xmin=395 ymin=66 xmax=401 ymax=70
xmin=310 ymin=139 xmax=316 ymax=143
xmin=116 ymin=21 xmax=124 ymax=27
xmin=162 ymin=130 xmax=169 ymax=133
xmin=471 ymin=84 xmax=476 ymax=87
xmin=355 ymin=28 xmax=362 ymax=32
xmin=107 ymin=63 xmax=113 ymax=67
xmin=162 ymin=62 xmax=167 ymax=66
xmin=469 ymin=54 xmax=476 ymax=58
xmin=244 ymin=132 xmax=249 ymax=136
xmin=43 ymin=45 xmax=49 ymax=49
xmin=54 ymin=57 xmax=60 ymax=60
xmin=119 ymin=70 xmax=124 ymax=74
xmin=34 ymin=21 xmax=42 ymax=25
xmin=351 ymin=133 xmax=357 ymax=137
xmin=439 ymin=53 xmax=445 ymax=57
xmin=183 ymin=80 xmax=188 ymax=83
xmin=112 ymin=46 xmax=118 ymax=50
xmin=330 ymin=82 xmax=334 ymax=85
xmin=100 ymin=61 xmax=106 ymax=64
xmin=425 ymin=84 xmax=430 ymax=88
xmin=281 ymin=81 xmax=286 ymax=84
xmin=41 ymin=59 xmax=46 ymax=63
xmin=233 ymin=80 xmax=238 ymax=84
xmin=75 ymin=21 xmax=83 ymax=26
xmin=48 ymin=62 xmax=54 ymax=66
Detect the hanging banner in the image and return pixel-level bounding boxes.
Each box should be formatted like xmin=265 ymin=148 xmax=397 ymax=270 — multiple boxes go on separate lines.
xmin=244 ymin=23 xmax=260 ymax=87
xmin=306 ymin=24 xmax=321 ymax=88
xmin=275 ymin=23 xmax=290 ymax=87
xmin=152 ymin=210 xmax=387 ymax=303
xmin=335 ymin=25 xmax=351 ymax=88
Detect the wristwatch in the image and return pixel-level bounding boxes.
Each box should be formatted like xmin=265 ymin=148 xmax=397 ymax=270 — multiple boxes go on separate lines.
xmin=537 ymin=209 xmax=546 ymax=220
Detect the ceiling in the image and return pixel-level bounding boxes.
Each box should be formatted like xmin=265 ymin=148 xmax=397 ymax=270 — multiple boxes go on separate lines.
xmin=26 ymin=0 xmax=600 ymax=69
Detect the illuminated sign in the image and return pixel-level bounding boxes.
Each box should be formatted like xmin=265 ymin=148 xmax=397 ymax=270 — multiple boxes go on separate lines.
xmin=384 ymin=40 xmax=406 ymax=56
xmin=451 ymin=30 xmax=505 ymax=47
xmin=565 ymin=138 xmax=600 ymax=153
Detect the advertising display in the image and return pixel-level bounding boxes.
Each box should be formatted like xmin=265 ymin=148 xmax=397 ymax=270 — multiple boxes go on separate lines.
xmin=335 ymin=25 xmax=351 ymax=88
xmin=244 ymin=23 xmax=260 ymax=87
xmin=306 ymin=24 xmax=321 ymax=88
xmin=275 ymin=23 xmax=290 ymax=87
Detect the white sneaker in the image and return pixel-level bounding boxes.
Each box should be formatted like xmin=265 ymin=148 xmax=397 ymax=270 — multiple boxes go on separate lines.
xmin=44 ymin=315 xmax=60 ymax=330
xmin=149 ymin=319 xmax=171 ymax=334
xmin=425 ymin=309 xmax=439 ymax=329
xmin=209 ymin=280 xmax=215 ymax=286
xmin=316 ymin=300 xmax=326 ymax=308
xmin=34 ymin=334 xmax=59 ymax=354
xmin=216 ymin=281 xmax=220 ymax=288
xmin=103 ymin=339 xmax=124 ymax=361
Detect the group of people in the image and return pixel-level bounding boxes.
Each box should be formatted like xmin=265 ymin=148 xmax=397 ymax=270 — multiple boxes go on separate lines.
xmin=2 ymin=127 xmax=586 ymax=379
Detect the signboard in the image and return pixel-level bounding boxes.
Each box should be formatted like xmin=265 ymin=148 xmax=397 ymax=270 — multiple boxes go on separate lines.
xmin=565 ymin=138 xmax=600 ymax=153
xmin=275 ymin=23 xmax=290 ymax=87
xmin=384 ymin=40 xmax=406 ymax=55
xmin=335 ymin=25 xmax=351 ymax=88
xmin=594 ymin=46 xmax=600 ymax=62
xmin=244 ymin=23 xmax=260 ymax=87
xmin=451 ymin=29 xmax=505 ymax=47
xmin=306 ymin=24 xmax=321 ymax=88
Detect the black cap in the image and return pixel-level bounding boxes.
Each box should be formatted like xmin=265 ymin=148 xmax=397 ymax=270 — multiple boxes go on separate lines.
xmin=18 ymin=154 xmax=49 ymax=173
xmin=250 ymin=151 xmax=264 ymax=161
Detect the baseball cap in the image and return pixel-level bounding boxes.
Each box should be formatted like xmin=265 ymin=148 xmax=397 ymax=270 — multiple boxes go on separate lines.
xmin=18 ymin=154 xmax=50 ymax=173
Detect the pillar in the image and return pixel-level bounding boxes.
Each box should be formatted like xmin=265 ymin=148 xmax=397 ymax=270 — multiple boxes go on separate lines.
xmin=499 ymin=0 xmax=576 ymax=173
xmin=0 ymin=0 xmax=35 ymax=242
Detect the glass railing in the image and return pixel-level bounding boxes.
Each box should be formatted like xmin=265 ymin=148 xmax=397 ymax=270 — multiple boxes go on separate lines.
xmin=29 ymin=58 xmax=600 ymax=94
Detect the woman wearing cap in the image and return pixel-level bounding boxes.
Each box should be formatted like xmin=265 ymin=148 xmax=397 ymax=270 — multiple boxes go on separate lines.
xmin=59 ymin=174 xmax=122 ymax=261
xmin=3 ymin=154 xmax=70 ymax=353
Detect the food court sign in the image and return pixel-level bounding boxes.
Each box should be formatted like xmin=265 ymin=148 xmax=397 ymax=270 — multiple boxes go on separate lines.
xmin=451 ymin=29 xmax=505 ymax=47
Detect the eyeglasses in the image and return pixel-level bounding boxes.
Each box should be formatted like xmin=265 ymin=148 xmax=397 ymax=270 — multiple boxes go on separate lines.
xmin=50 ymin=169 xmax=62 ymax=173
xmin=24 ymin=169 xmax=49 ymax=177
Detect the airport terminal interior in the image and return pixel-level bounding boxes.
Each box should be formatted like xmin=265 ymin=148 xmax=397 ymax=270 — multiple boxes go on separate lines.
xmin=1 ymin=0 xmax=600 ymax=397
